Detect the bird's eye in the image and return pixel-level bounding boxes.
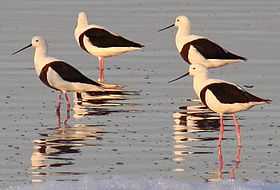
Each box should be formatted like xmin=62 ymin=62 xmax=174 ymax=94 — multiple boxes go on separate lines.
xmin=35 ymin=40 xmax=39 ymax=42
xmin=192 ymin=67 xmax=196 ymax=70
xmin=176 ymin=19 xmax=179 ymax=22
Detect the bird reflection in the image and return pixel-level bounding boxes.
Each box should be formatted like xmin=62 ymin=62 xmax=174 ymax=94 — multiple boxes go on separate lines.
xmin=173 ymin=102 xmax=228 ymax=162
xmin=73 ymin=90 xmax=140 ymax=118
xmin=207 ymin=145 xmax=241 ymax=182
xmin=31 ymin=122 xmax=106 ymax=183
xmin=173 ymin=102 xmax=221 ymax=163
xmin=172 ymin=100 xmax=242 ymax=180
xmin=174 ymin=104 xmax=220 ymax=132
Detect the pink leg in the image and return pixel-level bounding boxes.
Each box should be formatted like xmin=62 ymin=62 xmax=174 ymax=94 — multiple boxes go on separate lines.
xmin=98 ymin=57 xmax=105 ymax=82
xmin=218 ymin=113 xmax=224 ymax=147
xmin=64 ymin=92 xmax=71 ymax=124
xmin=217 ymin=145 xmax=224 ymax=180
xmin=229 ymin=145 xmax=241 ymax=179
xmin=235 ymin=145 xmax=241 ymax=163
xmin=56 ymin=93 xmax=62 ymax=113
xmin=56 ymin=93 xmax=62 ymax=127
xmin=232 ymin=114 xmax=241 ymax=147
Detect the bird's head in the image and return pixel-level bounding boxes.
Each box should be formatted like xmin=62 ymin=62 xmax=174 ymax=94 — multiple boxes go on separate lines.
xmin=174 ymin=16 xmax=191 ymax=29
xmin=12 ymin=36 xmax=46 ymax=55
xmin=77 ymin=11 xmax=88 ymax=28
xmin=189 ymin=64 xmax=208 ymax=76
xmin=31 ymin=36 xmax=46 ymax=48
xmin=158 ymin=15 xmax=191 ymax=33
xmin=168 ymin=64 xmax=208 ymax=83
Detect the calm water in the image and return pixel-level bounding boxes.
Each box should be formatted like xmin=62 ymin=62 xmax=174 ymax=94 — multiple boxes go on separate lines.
xmin=0 ymin=0 xmax=280 ymax=188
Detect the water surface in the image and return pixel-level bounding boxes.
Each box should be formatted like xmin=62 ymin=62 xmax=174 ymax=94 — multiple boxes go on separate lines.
xmin=0 ymin=0 xmax=279 ymax=188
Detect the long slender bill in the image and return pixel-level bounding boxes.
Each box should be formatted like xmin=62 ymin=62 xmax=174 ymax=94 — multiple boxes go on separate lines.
xmin=12 ymin=44 xmax=32 ymax=55
xmin=158 ymin=24 xmax=175 ymax=32
xmin=168 ymin=72 xmax=189 ymax=84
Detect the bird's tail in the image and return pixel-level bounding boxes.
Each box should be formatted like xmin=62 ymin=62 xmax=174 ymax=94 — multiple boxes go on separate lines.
xmin=264 ymin=99 xmax=272 ymax=104
xmin=228 ymin=52 xmax=247 ymax=61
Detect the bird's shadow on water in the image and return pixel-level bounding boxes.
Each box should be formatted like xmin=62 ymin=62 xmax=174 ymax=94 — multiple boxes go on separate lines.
xmin=172 ymin=99 xmax=242 ymax=181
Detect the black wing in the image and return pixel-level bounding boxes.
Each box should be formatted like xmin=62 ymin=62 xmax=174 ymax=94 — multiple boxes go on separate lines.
xmin=83 ymin=28 xmax=144 ymax=48
xmin=49 ymin=61 xmax=101 ymax=86
xmin=200 ymin=82 xmax=267 ymax=105
xmin=191 ymin=38 xmax=246 ymax=60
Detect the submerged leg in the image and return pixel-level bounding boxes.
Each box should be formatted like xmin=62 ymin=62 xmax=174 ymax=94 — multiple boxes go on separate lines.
xmin=235 ymin=144 xmax=241 ymax=163
xmin=229 ymin=145 xmax=242 ymax=179
xmin=218 ymin=113 xmax=224 ymax=147
xmin=98 ymin=57 xmax=105 ymax=83
xmin=64 ymin=92 xmax=71 ymax=124
xmin=217 ymin=145 xmax=224 ymax=180
xmin=56 ymin=92 xmax=62 ymax=127
xmin=232 ymin=114 xmax=241 ymax=146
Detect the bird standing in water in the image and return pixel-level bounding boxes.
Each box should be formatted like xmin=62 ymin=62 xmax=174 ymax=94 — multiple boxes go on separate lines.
xmin=169 ymin=64 xmax=271 ymax=146
xmin=12 ymin=36 xmax=105 ymax=124
xmin=74 ymin=11 xmax=144 ymax=85
xmin=159 ymin=16 xmax=247 ymax=68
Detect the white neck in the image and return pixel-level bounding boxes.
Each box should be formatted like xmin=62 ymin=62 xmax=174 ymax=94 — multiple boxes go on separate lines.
xmin=75 ymin=12 xmax=90 ymax=43
xmin=175 ymin=25 xmax=191 ymax=51
xmin=177 ymin=24 xmax=190 ymax=37
xmin=34 ymin=45 xmax=47 ymax=61
xmin=77 ymin=13 xmax=88 ymax=29
xmin=193 ymin=72 xmax=208 ymax=98
xmin=33 ymin=43 xmax=53 ymax=76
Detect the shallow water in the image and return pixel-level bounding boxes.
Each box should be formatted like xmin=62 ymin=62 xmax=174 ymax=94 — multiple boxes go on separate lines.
xmin=7 ymin=177 xmax=280 ymax=190
xmin=0 ymin=0 xmax=280 ymax=188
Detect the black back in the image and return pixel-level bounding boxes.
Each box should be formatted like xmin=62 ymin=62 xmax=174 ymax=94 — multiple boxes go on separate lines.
xmin=81 ymin=28 xmax=144 ymax=48
xmin=39 ymin=61 xmax=101 ymax=90
xmin=200 ymin=82 xmax=267 ymax=105
xmin=183 ymin=38 xmax=246 ymax=62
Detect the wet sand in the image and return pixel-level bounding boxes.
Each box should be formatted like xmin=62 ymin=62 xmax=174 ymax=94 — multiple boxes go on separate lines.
xmin=0 ymin=0 xmax=280 ymax=188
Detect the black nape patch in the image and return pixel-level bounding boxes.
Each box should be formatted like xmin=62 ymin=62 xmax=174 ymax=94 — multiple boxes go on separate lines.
xmin=200 ymin=86 xmax=208 ymax=107
xmin=180 ymin=43 xmax=191 ymax=64
xmin=79 ymin=32 xmax=89 ymax=53
xmin=39 ymin=65 xmax=58 ymax=90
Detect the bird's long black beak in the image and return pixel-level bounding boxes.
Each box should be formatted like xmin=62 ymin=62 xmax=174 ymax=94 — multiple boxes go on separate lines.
xmin=12 ymin=44 xmax=32 ymax=55
xmin=158 ymin=24 xmax=175 ymax=32
xmin=168 ymin=72 xmax=189 ymax=83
